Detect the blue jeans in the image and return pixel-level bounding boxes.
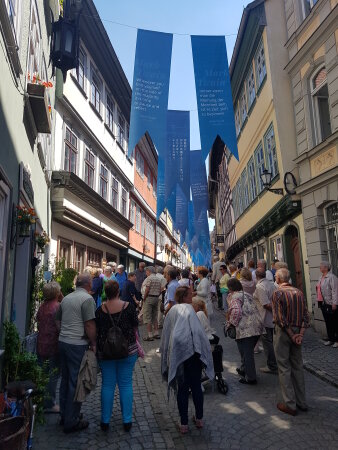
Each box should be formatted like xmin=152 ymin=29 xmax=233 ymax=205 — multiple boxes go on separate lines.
xmin=59 ymin=342 xmax=88 ymax=430
xmin=99 ymin=354 xmax=138 ymax=424
xmin=222 ymin=292 xmax=229 ymax=312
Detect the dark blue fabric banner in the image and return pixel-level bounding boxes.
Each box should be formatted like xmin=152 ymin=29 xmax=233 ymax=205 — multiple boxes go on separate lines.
xmin=190 ymin=150 xmax=208 ymax=220
xmin=165 ymin=110 xmax=190 ymax=234
xmin=129 ymin=29 xmax=173 ymax=158
xmin=191 ymin=35 xmax=238 ymax=161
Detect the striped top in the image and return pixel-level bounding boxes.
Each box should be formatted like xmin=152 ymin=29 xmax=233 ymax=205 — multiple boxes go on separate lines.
xmin=272 ymin=283 xmax=309 ymax=329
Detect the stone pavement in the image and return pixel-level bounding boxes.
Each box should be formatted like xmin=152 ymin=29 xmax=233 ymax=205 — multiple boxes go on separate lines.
xmin=35 ymin=308 xmax=338 ymax=449
xmin=302 ymin=327 xmax=338 ymax=388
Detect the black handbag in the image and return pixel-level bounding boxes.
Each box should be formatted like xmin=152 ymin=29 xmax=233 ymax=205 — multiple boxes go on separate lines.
xmin=223 ymin=323 xmax=236 ymax=339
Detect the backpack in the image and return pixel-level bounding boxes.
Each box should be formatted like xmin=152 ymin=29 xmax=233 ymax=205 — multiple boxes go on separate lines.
xmin=102 ymin=303 xmax=129 ymax=360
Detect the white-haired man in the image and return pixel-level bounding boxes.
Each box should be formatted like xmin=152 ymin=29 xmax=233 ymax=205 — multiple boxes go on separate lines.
xmin=56 ymin=273 xmax=96 ymax=433
xmin=272 ymin=268 xmax=309 ymax=416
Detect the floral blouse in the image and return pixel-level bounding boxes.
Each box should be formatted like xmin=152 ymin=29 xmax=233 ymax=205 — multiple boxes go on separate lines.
xmin=228 ymin=291 xmax=265 ymax=340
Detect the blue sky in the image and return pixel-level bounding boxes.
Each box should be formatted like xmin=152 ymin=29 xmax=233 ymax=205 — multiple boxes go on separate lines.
xmin=93 ymin=0 xmax=248 ymax=228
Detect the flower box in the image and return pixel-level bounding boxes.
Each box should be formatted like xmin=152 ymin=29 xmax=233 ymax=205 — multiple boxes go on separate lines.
xmin=26 ymin=83 xmax=51 ymax=133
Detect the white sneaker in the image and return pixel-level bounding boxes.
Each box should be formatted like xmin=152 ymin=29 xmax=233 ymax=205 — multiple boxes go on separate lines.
xmin=324 ymin=341 xmax=334 ymax=346
xmin=332 ymin=342 xmax=338 ymax=348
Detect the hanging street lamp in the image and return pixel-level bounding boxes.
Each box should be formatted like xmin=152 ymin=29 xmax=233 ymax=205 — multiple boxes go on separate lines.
xmin=50 ymin=0 xmax=81 ymax=81
xmin=260 ymin=168 xmax=284 ymax=195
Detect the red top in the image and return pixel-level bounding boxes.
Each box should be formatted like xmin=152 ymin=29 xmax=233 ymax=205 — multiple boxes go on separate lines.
xmin=37 ymin=300 xmax=60 ymax=358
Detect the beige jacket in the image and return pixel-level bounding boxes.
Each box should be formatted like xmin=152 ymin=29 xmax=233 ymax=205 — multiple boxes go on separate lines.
xmin=75 ymin=350 xmax=98 ymax=402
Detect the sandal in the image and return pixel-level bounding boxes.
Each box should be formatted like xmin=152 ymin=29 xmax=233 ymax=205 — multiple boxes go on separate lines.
xmin=143 ymin=336 xmax=154 ymax=341
xmin=179 ymin=424 xmax=189 ymax=434
xmin=193 ymin=415 xmax=203 ymax=429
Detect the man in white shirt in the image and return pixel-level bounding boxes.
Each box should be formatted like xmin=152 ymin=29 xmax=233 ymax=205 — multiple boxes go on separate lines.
xmin=253 ymin=268 xmax=277 ymax=374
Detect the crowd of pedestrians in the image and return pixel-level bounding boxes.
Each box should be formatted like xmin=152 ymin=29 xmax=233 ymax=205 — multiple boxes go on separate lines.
xmin=34 ymin=256 xmax=337 ymax=436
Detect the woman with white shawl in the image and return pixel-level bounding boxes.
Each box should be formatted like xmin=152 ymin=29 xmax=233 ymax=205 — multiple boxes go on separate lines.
xmin=160 ymin=286 xmax=214 ymax=434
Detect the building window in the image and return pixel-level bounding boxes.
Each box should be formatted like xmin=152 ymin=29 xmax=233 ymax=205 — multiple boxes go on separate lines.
xmin=264 ymin=124 xmax=278 ymax=179
xmin=147 ymin=166 xmax=151 ymax=189
xmin=84 ymin=148 xmax=95 ymax=189
xmin=235 ymin=106 xmax=241 ymax=137
xmin=240 ymin=89 xmax=247 ymax=125
xmin=77 ymin=47 xmax=86 ymax=90
xmin=233 ymin=183 xmax=240 ymax=220
xmin=254 ymin=142 xmax=265 ymax=194
xmin=126 ymin=125 xmax=129 ymax=153
xmin=255 ymin=38 xmax=266 ymax=88
xmin=59 ymin=239 xmax=72 ymax=267
xmin=241 ymin=169 xmax=249 ymax=211
xmin=311 ymin=67 xmax=332 ymax=145
xmin=111 ymin=176 xmax=119 ymax=209
xmin=64 ymin=127 xmax=77 ymax=173
xmin=247 ymin=156 xmax=257 ymax=202
xmin=141 ymin=211 xmax=145 ymax=236
xmin=74 ymin=244 xmax=85 ymax=273
xmin=87 ymin=248 xmax=102 ymax=267
xmin=99 ymin=164 xmax=108 ymax=200
xmin=302 ymin=0 xmax=318 ymax=19
xmin=121 ymin=187 xmax=127 ymax=217
xmin=246 ymin=65 xmax=256 ymax=109
xmin=135 ymin=205 xmax=141 ymax=233
xmin=106 ymin=95 xmax=114 ymax=133
xmin=27 ymin=1 xmax=40 ymax=75
xmin=6 ymin=0 xmax=22 ymax=46
xmin=136 ymin=150 xmax=144 ymax=178
xmin=117 ymin=113 xmax=125 ymax=148
xmin=129 ymin=200 xmax=135 ymax=227
xmin=325 ymin=202 xmax=338 ymax=276
xmin=91 ymin=69 xmax=101 ymax=113
xmin=153 ymin=177 xmax=157 ymax=198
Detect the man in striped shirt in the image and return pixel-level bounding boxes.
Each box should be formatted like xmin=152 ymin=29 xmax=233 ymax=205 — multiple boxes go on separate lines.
xmin=272 ymin=268 xmax=309 ymax=416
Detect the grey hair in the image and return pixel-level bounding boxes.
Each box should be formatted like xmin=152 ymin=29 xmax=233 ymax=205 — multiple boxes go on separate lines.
xmin=104 ymin=265 xmax=112 ymax=273
xmin=145 ymin=266 xmax=155 ymax=274
xmin=108 ymin=261 xmax=116 ymax=267
xmin=320 ymin=261 xmax=331 ymax=271
xmin=257 ymin=259 xmax=267 ymax=268
xmin=156 ymin=266 xmax=164 ymax=274
xmin=43 ymin=281 xmax=61 ymax=301
xmin=275 ymin=261 xmax=288 ymax=270
xmin=276 ymin=268 xmax=290 ymax=283
xmin=76 ymin=273 xmax=92 ymax=288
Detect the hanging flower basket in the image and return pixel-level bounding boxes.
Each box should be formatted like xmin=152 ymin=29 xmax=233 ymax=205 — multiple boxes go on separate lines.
xmin=19 ymin=222 xmax=31 ymax=238
xmin=16 ymin=206 xmax=36 ymax=237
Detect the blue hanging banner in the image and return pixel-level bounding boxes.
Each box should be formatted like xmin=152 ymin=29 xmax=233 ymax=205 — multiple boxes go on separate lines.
xmin=190 ymin=150 xmax=208 ymax=220
xmin=191 ymin=35 xmax=239 ymax=161
xmin=165 ymin=110 xmax=190 ymax=232
xmin=128 ymin=29 xmax=173 ymax=158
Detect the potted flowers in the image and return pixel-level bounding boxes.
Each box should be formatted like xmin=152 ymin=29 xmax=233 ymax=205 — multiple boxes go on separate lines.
xmin=34 ymin=231 xmax=50 ymax=253
xmin=16 ymin=206 xmax=36 ymax=237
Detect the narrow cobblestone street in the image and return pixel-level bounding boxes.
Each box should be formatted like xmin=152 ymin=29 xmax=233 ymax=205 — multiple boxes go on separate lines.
xmin=35 ymin=308 xmax=338 ymax=450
